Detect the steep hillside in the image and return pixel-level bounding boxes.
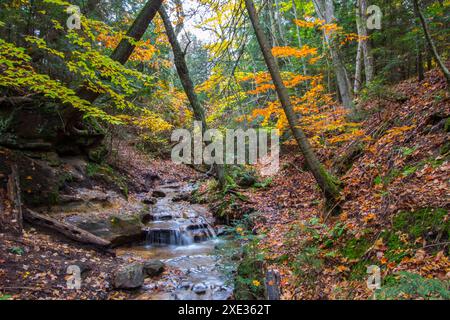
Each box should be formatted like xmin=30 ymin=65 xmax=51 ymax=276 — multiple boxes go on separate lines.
xmin=232 ymin=70 xmax=449 ymax=299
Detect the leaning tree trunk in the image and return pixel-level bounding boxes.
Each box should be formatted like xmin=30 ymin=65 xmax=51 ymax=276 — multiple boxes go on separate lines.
xmin=244 ymin=0 xmax=341 ymax=207
xmin=158 ymin=6 xmax=226 ymax=187
xmin=412 ymin=0 xmax=450 ymax=86
xmin=312 ymin=0 xmax=353 ymax=109
xmin=63 ymin=0 xmax=164 ymax=130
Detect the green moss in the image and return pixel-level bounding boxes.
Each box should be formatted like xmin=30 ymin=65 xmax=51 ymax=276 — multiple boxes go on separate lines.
xmin=393 ymin=208 xmax=449 ymax=240
xmin=444 ymin=117 xmax=450 ymax=132
xmin=341 ymin=238 xmax=370 ymax=260
xmin=377 ymin=272 xmax=450 ymax=300
xmin=440 ymin=142 xmax=450 ymax=156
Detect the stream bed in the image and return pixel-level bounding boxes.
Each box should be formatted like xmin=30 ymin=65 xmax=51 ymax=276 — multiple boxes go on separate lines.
xmin=116 ymin=183 xmax=235 ymax=300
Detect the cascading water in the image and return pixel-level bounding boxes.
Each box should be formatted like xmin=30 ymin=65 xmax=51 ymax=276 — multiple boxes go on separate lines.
xmin=118 ymin=182 xmax=233 ymax=300
xmin=144 ymin=217 xmax=217 ymax=246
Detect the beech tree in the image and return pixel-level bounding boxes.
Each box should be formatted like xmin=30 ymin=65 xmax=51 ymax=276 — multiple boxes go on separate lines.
xmin=412 ymin=0 xmax=450 ymax=86
xmin=244 ymin=0 xmax=341 ymax=208
xmin=312 ymin=0 xmax=353 ymax=109
xmin=64 ymin=0 xmax=164 ymax=131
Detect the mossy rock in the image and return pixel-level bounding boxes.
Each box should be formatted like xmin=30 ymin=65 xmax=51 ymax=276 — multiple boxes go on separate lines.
xmin=87 ymin=145 xmax=109 ymax=164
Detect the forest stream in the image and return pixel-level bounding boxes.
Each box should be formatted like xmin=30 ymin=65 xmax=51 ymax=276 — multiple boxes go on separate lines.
xmin=116 ymin=183 xmax=235 ymax=300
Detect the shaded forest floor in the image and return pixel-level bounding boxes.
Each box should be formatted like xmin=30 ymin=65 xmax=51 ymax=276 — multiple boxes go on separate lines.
xmin=233 ymin=69 xmax=449 ymax=299
xmin=0 ymin=146 xmax=199 ymax=300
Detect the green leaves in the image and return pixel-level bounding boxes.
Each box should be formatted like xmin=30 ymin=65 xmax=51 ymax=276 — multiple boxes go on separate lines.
xmin=9 ymin=246 xmax=24 ymax=255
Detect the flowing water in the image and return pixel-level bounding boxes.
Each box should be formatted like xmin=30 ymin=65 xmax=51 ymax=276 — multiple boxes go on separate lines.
xmin=116 ymin=183 xmax=234 ymax=300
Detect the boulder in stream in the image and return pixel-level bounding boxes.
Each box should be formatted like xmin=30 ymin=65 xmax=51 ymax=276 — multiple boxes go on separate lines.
xmin=113 ymin=263 xmax=145 ymax=289
xmin=152 ymin=190 xmax=166 ymax=198
xmin=143 ymin=260 xmax=165 ymax=277
xmin=192 ymin=282 xmax=208 ymax=295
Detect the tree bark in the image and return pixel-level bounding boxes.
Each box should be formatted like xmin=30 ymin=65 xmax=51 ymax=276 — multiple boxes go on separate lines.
xmin=354 ymin=34 xmax=363 ymax=93
xmin=64 ymin=0 xmax=164 ymax=128
xmin=291 ymin=0 xmax=308 ymax=75
xmin=0 ymin=164 xmax=22 ymax=235
xmin=23 ymin=208 xmax=111 ymax=247
xmin=159 ymin=6 xmax=226 ymax=187
xmin=244 ymin=0 xmax=341 ymax=206
xmin=413 ymin=0 xmax=450 ymax=85
xmin=312 ymin=0 xmax=353 ymax=109
xmin=358 ymin=0 xmax=375 ymax=85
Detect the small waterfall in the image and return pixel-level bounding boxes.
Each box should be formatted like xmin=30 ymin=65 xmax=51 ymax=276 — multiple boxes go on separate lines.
xmin=144 ymin=221 xmax=216 ymax=246
xmin=142 ymin=185 xmax=217 ymax=246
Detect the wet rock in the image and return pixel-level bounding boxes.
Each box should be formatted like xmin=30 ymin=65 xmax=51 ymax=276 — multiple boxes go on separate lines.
xmin=152 ymin=190 xmax=166 ymax=198
xmin=172 ymin=192 xmax=191 ymax=202
xmin=142 ymin=197 xmax=157 ymax=205
xmin=76 ymin=215 xmax=145 ymax=247
xmin=143 ymin=260 xmax=165 ymax=277
xmin=113 ymin=263 xmax=144 ymax=289
xmin=76 ymin=261 xmax=92 ymax=274
xmin=179 ymin=281 xmax=192 ymax=290
xmin=215 ymin=225 xmax=231 ymax=237
xmin=192 ymin=282 xmax=208 ymax=295
xmin=140 ymin=213 xmax=152 ymax=224
xmin=236 ymin=173 xmax=257 ymax=188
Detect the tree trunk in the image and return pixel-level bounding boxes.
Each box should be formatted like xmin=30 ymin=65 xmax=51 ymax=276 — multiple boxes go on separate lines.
xmin=312 ymin=0 xmax=354 ymax=109
xmin=63 ymin=0 xmax=164 ymax=128
xmin=291 ymin=0 xmax=308 ymax=75
xmin=413 ymin=0 xmax=450 ymax=85
xmin=23 ymin=208 xmax=111 ymax=247
xmin=159 ymin=6 xmax=226 ymax=187
xmin=0 ymin=163 xmax=23 ymax=235
xmin=354 ymin=23 xmax=363 ymax=93
xmin=244 ymin=0 xmax=341 ymax=207
xmin=358 ymin=0 xmax=375 ymax=85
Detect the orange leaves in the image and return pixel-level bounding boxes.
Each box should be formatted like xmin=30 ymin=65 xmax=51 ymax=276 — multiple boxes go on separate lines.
xmin=241 ymin=71 xmax=315 ymax=95
xmin=293 ymin=17 xmax=341 ymax=35
xmin=97 ymin=32 xmax=157 ymax=62
xmin=272 ymin=45 xmax=318 ymax=59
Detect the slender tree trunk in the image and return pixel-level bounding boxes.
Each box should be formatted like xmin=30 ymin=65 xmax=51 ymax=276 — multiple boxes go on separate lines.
xmin=64 ymin=0 xmax=164 ymax=128
xmin=417 ymin=45 xmax=425 ymax=82
xmin=312 ymin=0 xmax=353 ymax=109
xmin=291 ymin=0 xmax=308 ymax=75
xmin=158 ymin=6 xmax=226 ymax=187
xmin=244 ymin=0 xmax=341 ymax=207
xmin=358 ymin=0 xmax=375 ymax=84
xmin=354 ymin=40 xmax=363 ymax=93
xmin=413 ymin=0 xmax=450 ymax=85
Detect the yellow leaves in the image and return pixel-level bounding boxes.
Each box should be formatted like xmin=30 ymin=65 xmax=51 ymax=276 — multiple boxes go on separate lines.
xmin=272 ymin=45 xmax=318 ymax=59
xmin=386 ymin=126 xmax=415 ymax=136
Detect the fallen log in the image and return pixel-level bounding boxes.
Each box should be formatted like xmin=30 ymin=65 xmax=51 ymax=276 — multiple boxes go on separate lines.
xmin=23 ymin=208 xmax=111 ymax=247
